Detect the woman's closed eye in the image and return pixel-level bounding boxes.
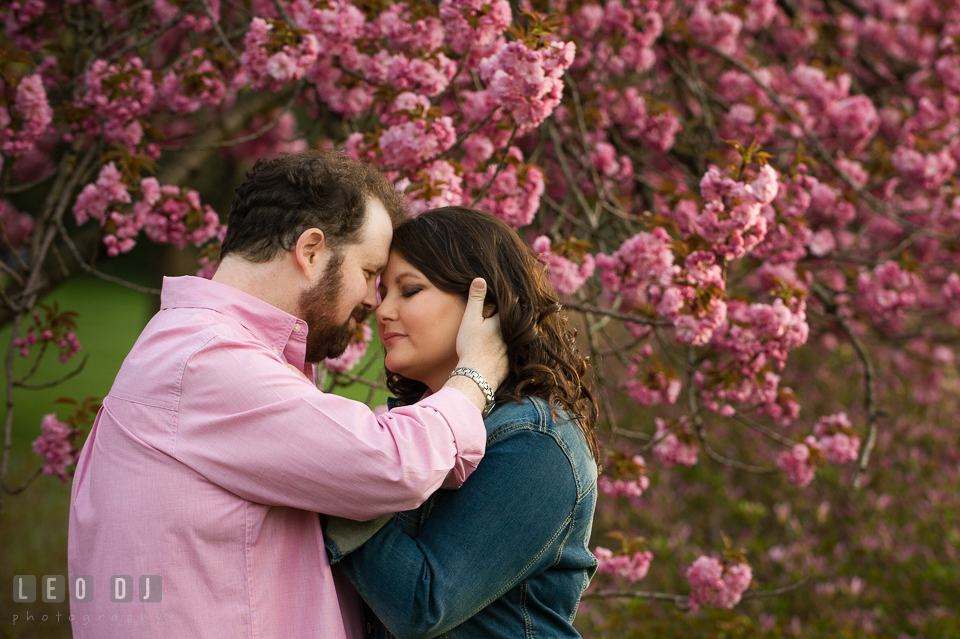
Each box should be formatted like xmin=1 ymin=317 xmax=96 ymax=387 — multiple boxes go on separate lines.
xmin=401 ymin=286 xmax=422 ymax=298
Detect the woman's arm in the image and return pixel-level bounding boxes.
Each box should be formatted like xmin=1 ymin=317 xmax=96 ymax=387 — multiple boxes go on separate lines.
xmin=328 ymin=428 xmax=579 ymax=639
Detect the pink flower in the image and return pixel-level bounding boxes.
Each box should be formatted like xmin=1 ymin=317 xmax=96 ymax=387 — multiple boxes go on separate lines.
xmin=469 ymin=147 xmax=544 ymax=228
xmin=439 ymin=0 xmax=512 ymax=59
xmin=160 ymin=50 xmax=227 ymax=114
xmin=599 ymin=452 xmax=650 ymax=498
xmin=943 ymin=273 xmax=960 ymax=305
xmin=808 ymin=229 xmax=836 ymax=257
xmin=72 ymin=162 xmax=131 ymax=226
xmin=325 ymin=322 xmax=372 ymax=372
xmin=531 ymin=236 xmax=596 ymax=296
xmin=76 ymin=57 xmax=156 ymax=153
xmin=478 ymin=39 xmax=574 ymax=132
xmin=406 ymin=161 xmax=464 ymax=215
xmin=595 ymin=547 xmax=654 ymax=582
xmin=0 ymin=74 xmax=53 ymax=156
xmin=31 ymin=413 xmax=76 ymax=482
xmin=241 ymin=17 xmax=320 ymax=91
xmin=813 ymin=412 xmax=860 ymax=464
xmin=136 ymin=178 xmax=221 ymax=251
xmin=776 ymin=436 xmax=820 ymax=487
xmin=686 ymin=555 xmax=752 ymax=611
xmin=856 ymin=261 xmax=919 ymax=326
xmin=652 ymin=417 xmax=698 ymax=466
xmin=595 ymin=227 xmax=676 ymax=307
xmin=0 ymin=200 xmax=34 ymax=251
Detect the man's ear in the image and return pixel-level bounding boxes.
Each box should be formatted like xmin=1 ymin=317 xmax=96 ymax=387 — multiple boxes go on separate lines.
xmin=293 ymin=228 xmax=328 ymax=280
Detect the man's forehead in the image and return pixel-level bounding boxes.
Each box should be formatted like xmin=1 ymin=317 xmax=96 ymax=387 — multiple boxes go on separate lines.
xmin=355 ymin=198 xmax=393 ymax=265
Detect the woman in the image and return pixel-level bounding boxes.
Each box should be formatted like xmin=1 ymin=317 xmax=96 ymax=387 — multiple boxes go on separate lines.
xmin=325 ymin=206 xmax=599 ymax=639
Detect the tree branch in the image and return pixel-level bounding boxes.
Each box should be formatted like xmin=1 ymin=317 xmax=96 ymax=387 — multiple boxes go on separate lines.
xmin=811 ymin=284 xmax=879 ymax=489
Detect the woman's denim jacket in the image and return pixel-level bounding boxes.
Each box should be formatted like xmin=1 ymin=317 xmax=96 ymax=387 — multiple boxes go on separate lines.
xmin=325 ymin=396 xmax=599 ymax=639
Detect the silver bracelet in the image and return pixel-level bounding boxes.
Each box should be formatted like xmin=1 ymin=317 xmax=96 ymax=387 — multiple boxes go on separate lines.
xmin=448 ymin=367 xmax=496 ymax=416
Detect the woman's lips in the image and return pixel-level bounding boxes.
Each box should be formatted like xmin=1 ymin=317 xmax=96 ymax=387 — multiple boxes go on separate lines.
xmin=381 ymin=332 xmax=406 ymax=348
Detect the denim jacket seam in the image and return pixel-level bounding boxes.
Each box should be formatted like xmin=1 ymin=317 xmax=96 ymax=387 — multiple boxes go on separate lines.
xmin=552 ymin=499 xmax=578 ymax=566
xmin=396 ymin=511 xmax=418 ymax=526
xmin=520 ymin=581 xmax=533 ymax=639
xmin=485 ymin=421 xmax=539 ymax=445
xmin=456 ymin=511 xmax=573 ymax=624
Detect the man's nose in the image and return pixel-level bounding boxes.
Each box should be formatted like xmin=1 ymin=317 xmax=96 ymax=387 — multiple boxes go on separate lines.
xmin=361 ymin=279 xmax=378 ymax=311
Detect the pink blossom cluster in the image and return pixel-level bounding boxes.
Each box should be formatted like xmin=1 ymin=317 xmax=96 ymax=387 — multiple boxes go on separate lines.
xmin=856 ymin=261 xmax=919 ymax=328
xmin=73 ymin=163 xmax=144 ymax=256
xmin=595 ymin=227 xmax=676 ymax=308
xmin=73 ymin=57 xmax=156 ymax=153
xmin=943 ymin=273 xmax=960 ymax=306
xmin=0 ymin=74 xmax=52 ymax=157
xmin=594 ymin=547 xmax=653 ymax=582
xmin=749 ymin=170 xmax=819 ymax=265
xmin=712 ymin=298 xmax=809 ymax=373
xmin=718 ymin=64 xmax=879 ymax=156
xmin=468 ymin=147 xmax=545 ymax=228
xmin=136 ymin=178 xmax=222 ymax=251
xmin=438 ymin=0 xmax=512 ymax=59
xmin=240 ymin=17 xmax=320 ymax=91
xmin=813 ymin=412 xmax=860 ymax=465
xmin=363 ymin=50 xmax=457 ymax=99
xmin=652 ymin=417 xmax=698 ymax=467
xmin=31 ymin=413 xmax=76 ymax=482
xmin=152 ymin=0 xmax=215 ymax=33
xmin=891 ymin=146 xmax=957 ymax=194
xmin=159 ymin=49 xmax=227 ymax=115
xmin=625 ymin=361 xmax=681 ymax=407
xmin=477 ymin=38 xmax=575 ymax=132
xmin=375 ymin=92 xmax=457 ymax=170
xmin=13 ymin=324 xmax=80 ymax=362
xmin=693 ymin=164 xmax=779 ymax=260
xmin=73 ymin=162 xmax=131 ymax=226
xmin=325 ymin=322 xmax=372 ymax=373
xmin=688 ymin=2 xmax=742 ymax=56
xmin=403 ymin=160 xmax=465 ymax=215
xmin=530 ymin=236 xmax=595 ymax=296
xmin=0 ymin=199 xmax=34 ymax=251
xmin=605 ymin=88 xmax=680 ymax=153
xmin=3 ymin=0 xmax=49 ymax=51
xmin=569 ymin=1 xmax=662 ymax=77
xmin=374 ymin=3 xmax=444 ymax=54
xmin=587 ymin=141 xmax=634 ymax=194
xmin=686 ymin=555 xmax=753 ymax=611
xmin=776 ymin=436 xmax=821 ymax=487
xmin=598 ymin=453 xmax=649 ymax=498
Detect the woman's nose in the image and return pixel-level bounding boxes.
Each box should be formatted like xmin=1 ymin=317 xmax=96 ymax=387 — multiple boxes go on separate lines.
xmin=375 ymin=295 xmax=394 ymax=321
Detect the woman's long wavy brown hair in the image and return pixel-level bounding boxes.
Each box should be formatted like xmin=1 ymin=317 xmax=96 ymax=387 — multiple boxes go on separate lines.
xmin=385 ymin=206 xmax=599 ymax=459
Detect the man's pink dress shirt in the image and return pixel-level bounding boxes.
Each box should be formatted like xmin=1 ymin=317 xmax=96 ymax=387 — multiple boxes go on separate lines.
xmin=68 ymin=276 xmax=485 ymax=638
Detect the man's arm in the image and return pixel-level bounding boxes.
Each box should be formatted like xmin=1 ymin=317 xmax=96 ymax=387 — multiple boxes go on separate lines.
xmin=170 ymin=279 xmax=506 ymax=520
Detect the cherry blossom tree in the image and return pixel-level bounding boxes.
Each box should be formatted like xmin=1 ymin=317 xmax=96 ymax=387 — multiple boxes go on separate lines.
xmin=2 ymin=0 xmax=959 ymax=634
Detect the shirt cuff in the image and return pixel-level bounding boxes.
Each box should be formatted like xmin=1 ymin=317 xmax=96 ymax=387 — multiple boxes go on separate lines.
xmin=415 ymin=386 xmax=486 ymax=488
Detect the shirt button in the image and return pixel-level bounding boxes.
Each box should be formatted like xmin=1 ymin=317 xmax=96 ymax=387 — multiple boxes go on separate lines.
xmin=272 ymin=347 xmax=280 ymax=355
xmin=293 ymin=323 xmax=301 ymax=332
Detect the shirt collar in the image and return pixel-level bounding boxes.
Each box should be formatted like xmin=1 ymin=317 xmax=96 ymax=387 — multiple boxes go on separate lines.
xmin=160 ymin=276 xmax=308 ymax=368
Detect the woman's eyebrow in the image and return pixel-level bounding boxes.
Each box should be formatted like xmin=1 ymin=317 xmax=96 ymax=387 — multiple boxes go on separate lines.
xmin=389 ymin=271 xmax=422 ymax=284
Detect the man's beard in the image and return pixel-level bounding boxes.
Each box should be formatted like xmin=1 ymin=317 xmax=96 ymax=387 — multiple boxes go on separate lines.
xmin=298 ymin=251 xmax=368 ymax=362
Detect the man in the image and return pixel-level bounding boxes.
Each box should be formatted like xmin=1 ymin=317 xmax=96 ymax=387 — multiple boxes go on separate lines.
xmin=68 ymin=150 xmax=506 ymax=638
